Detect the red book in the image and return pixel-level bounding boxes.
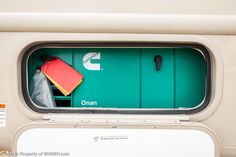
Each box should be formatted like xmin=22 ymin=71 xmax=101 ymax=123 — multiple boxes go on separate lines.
xmin=41 ymin=58 xmax=83 ymax=96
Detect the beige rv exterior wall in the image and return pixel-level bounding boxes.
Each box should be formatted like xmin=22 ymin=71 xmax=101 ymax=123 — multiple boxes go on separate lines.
xmin=0 ymin=33 xmax=234 ymax=157
xmin=0 ymin=0 xmax=235 ymax=15
xmin=0 ymin=0 xmax=236 ymax=156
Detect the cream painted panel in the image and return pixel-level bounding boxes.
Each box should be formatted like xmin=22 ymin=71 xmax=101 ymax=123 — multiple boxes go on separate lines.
xmin=0 ymin=33 xmax=223 ymax=120
xmin=0 ymin=13 xmax=236 ymax=35
xmin=0 ymin=0 xmax=235 ymax=15
xmin=0 ymin=33 xmax=234 ymax=157
xmin=203 ymin=36 xmax=236 ymax=156
xmin=16 ymin=128 xmax=215 ymax=157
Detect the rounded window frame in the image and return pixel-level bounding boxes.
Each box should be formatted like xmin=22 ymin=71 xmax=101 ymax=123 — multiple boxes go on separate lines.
xmin=21 ymin=42 xmax=212 ymax=114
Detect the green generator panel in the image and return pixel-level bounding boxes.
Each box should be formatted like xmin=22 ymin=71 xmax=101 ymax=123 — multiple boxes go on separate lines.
xmin=28 ymin=47 xmax=207 ymax=109
xmin=141 ymin=48 xmax=175 ymax=108
xmin=72 ymin=48 xmax=140 ymax=108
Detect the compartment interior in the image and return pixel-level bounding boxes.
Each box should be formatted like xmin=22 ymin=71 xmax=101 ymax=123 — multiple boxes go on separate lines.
xmin=26 ymin=47 xmax=208 ymax=110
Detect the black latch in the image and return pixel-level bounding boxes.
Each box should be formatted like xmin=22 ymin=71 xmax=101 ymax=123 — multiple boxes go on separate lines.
xmin=154 ymin=55 xmax=162 ymax=71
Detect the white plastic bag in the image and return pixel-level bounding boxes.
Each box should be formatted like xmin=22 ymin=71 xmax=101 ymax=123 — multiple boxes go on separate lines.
xmin=29 ymin=69 xmax=56 ymax=108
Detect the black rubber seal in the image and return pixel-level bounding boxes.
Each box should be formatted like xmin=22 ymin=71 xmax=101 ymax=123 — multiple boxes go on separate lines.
xmin=21 ymin=42 xmax=212 ymax=115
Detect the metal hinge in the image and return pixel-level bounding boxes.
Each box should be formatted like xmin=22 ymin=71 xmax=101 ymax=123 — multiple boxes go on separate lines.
xmin=43 ymin=115 xmax=190 ymax=125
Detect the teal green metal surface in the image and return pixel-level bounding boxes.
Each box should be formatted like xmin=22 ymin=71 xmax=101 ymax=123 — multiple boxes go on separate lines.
xmin=28 ymin=47 xmax=207 ymax=109
xmin=175 ymin=48 xmax=206 ymax=108
xmin=141 ymin=48 xmax=174 ymax=108
xmin=72 ymin=48 xmax=140 ymax=108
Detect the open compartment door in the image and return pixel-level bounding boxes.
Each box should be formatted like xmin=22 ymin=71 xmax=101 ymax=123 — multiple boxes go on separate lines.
xmin=13 ymin=124 xmax=219 ymax=157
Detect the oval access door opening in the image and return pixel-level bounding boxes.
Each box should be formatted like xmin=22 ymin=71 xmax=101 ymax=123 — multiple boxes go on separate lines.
xmin=14 ymin=126 xmax=217 ymax=157
xmin=22 ymin=43 xmax=211 ymax=114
